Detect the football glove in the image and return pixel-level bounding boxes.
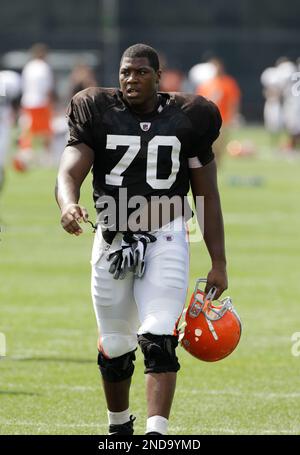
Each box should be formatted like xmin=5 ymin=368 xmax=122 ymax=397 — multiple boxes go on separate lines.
xmin=132 ymin=233 xmax=157 ymax=278
xmin=106 ymin=233 xmax=156 ymax=280
xmin=106 ymin=238 xmax=135 ymax=280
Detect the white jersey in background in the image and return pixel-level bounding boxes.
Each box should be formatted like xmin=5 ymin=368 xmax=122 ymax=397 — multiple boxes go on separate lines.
xmin=260 ymin=66 xmax=284 ymax=133
xmin=21 ymin=59 xmax=53 ymax=108
xmin=0 ymin=70 xmax=22 ymax=167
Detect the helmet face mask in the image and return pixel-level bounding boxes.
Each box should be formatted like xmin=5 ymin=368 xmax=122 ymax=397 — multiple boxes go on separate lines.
xmin=179 ymin=279 xmax=242 ymax=362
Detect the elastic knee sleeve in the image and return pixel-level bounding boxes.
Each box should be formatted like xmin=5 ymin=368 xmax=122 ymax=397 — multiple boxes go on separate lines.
xmin=97 ymin=350 xmax=136 ymax=382
xmin=138 ymin=333 xmax=180 ymax=374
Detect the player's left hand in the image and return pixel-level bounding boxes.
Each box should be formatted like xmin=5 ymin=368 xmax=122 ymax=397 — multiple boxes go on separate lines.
xmin=205 ymin=265 xmax=228 ymax=300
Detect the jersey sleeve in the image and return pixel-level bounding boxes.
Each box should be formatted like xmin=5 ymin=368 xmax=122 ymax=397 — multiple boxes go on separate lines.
xmin=66 ymin=92 xmax=94 ymax=149
xmin=186 ymin=96 xmax=222 ymax=165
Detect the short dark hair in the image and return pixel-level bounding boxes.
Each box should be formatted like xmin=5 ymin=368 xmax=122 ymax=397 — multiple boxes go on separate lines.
xmin=121 ymin=44 xmax=160 ymax=71
xmin=30 ymin=43 xmax=48 ymax=59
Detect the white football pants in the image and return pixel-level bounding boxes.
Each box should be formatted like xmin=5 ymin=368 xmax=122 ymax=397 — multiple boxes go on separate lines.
xmin=91 ymin=219 xmax=190 ymax=359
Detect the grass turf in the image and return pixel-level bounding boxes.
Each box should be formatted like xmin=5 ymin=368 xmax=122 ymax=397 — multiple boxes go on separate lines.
xmin=0 ymin=126 xmax=300 ymax=435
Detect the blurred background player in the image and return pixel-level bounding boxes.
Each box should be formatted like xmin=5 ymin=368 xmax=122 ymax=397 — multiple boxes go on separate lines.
xmin=196 ymin=58 xmax=241 ymax=164
xmin=261 ymin=57 xmax=300 ymax=153
xmin=18 ymin=43 xmax=54 ymax=168
xmin=260 ymin=61 xmax=284 ymax=149
xmin=158 ymin=53 xmax=185 ymax=93
xmin=188 ymin=61 xmax=217 ymax=92
xmin=0 ymin=68 xmax=21 ymax=192
xmin=280 ymin=59 xmax=300 ymax=152
xmin=69 ymin=61 xmax=98 ymax=97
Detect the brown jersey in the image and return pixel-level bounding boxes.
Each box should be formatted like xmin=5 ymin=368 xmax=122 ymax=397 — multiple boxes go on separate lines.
xmin=66 ymin=88 xmax=221 ymax=231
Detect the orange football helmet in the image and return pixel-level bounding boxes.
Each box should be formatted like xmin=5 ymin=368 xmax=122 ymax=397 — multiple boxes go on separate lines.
xmin=179 ymin=279 xmax=242 ymax=362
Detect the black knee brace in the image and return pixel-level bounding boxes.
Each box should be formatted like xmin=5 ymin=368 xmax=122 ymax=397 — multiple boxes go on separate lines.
xmin=97 ymin=350 xmax=136 ymax=382
xmin=138 ymin=333 xmax=180 ymax=374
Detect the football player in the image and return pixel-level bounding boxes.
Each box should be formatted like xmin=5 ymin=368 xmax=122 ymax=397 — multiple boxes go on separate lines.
xmin=0 ymin=69 xmax=22 ymax=192
xmin=55 ymin=43 xmax=228 ymax=435
xmin=20 ymin=44 xmax=54 ymax=157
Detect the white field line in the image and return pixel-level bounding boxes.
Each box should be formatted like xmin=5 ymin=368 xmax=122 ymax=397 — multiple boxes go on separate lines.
xmin=9 ymin=352 xmax=61 ymax=358
xmin=6 ymin=356 xmax=95 ymax=363
xmin=187 ymin=389 xmax=300 ymax=399
xmin=0 ymin=383 xmax=97 ymax=392
xmin=0 ymin=420 xmax=106 ymax=428
xmin=0 ymin=226 xmax=61 ymax=234
xmin=2 ymin=383 xmax=300 ymax=399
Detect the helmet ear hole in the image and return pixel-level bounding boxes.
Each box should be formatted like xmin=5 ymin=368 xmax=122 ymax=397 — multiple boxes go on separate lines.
xmin=180 ymin=279 xmax=242 ymax=362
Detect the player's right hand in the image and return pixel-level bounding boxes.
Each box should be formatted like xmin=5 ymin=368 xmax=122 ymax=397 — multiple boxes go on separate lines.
xmin=60 ymin=203 xmax=89 ymax=236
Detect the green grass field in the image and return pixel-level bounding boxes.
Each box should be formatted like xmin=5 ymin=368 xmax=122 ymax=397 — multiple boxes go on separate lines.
xmin=1 ymin=126 xmax=300 ymax=435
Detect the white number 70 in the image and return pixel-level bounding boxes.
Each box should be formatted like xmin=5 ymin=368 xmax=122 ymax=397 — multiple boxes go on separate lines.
xmin=105 ymin=134 xmax=181 ymax=190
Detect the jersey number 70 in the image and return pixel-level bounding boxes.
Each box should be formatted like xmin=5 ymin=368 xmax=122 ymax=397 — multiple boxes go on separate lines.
xmin=105 ymin=135 xmax=181 ymax=190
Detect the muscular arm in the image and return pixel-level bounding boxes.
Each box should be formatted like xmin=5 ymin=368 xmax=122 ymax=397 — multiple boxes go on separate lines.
xmin=55 ymin=143 xmax=94 ymax=235
xmin=189 ymin=159 xmax=228 ymax=298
